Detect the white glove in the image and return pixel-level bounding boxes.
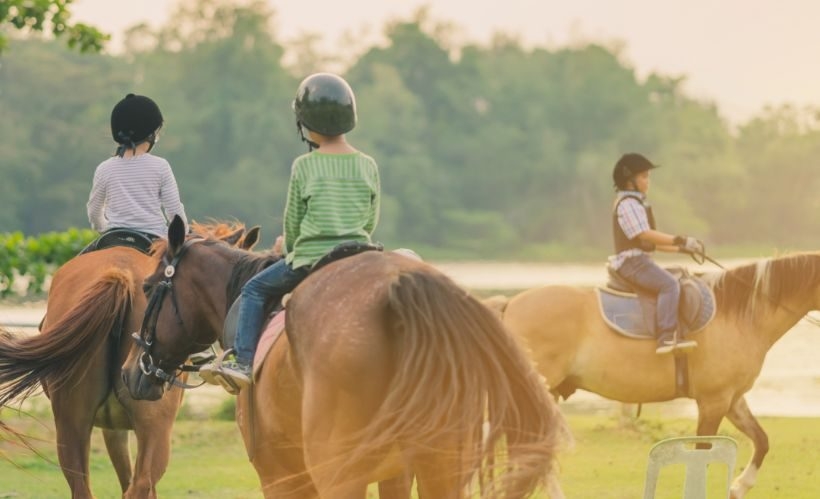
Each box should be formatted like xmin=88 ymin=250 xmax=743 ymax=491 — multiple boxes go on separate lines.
xmin=683 ymin=236 xmax=705 ymax=255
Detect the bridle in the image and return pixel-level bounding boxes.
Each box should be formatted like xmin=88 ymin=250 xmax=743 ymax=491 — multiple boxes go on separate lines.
xmin=131 ymin=237 xmax=211 ymax=389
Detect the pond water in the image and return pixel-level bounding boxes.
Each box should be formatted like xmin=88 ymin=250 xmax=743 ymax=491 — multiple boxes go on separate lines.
xmin=2 ymin=259 xmax=818 ymax=417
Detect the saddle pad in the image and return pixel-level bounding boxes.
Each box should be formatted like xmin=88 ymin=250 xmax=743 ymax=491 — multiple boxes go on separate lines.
xmin=253 ymin=310 xmax=286 ymax=380
xmin=596 ymin=277 xmax=717 ymax=339
xmin=597 ymin=288 xmax=653 ymax=338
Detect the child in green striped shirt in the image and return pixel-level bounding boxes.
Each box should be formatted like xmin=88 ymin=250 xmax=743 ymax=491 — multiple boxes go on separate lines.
xmin=201 ymin=73 xmax=380 ymax=392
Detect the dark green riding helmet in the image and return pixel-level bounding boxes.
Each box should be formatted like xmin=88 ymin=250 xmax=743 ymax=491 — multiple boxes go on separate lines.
xmin=292 ymin=73 xmax=357 ymax=136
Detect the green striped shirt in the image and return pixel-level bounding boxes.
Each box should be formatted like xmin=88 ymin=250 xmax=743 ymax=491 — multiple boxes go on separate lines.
xmin=283 ymin=151 xmax=380 ymax=269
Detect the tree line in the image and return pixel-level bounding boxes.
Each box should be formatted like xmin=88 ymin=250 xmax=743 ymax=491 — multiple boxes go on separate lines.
xmin=2 ymin=0 xmax=819 ymax=259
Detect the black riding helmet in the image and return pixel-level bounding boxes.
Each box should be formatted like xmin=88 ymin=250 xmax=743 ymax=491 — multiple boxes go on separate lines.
xmin=293 ymin=73 xmax=356 ymax=148
xmin=612 ymin=153 xmax=660 ymax=190
xmin=110 ymin=94 xmax=163 ymax=157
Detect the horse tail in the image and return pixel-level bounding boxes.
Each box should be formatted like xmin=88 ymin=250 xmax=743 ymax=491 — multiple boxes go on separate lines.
xmin=0 ymin=268 xmax=134 ymax=408
xmin=364 ymin=269 xmax=564 ymax=497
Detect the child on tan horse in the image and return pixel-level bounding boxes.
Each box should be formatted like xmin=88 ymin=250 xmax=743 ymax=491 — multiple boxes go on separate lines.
xmin=609 ymin=153 xmax=704 ymax=353
xmin=200 ymin=73 xmax=381 ymax=391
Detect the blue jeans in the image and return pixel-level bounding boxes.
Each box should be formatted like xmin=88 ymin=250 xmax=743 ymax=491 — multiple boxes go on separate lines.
xmin=233 ymin=259 xmax=309 ymax=364
xmin=616 ymin=254 xmax=680 ymax=337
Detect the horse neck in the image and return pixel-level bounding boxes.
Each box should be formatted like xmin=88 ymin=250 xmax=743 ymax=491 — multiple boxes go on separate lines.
xmin=755 ymin=302 xmax=809 ymax=349
xmin=721 ymin=254 xmax=820 ymax=348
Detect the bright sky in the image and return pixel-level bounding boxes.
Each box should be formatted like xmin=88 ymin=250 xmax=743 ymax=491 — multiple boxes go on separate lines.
xmin=70 ymin=0 xmax=820 ymax=124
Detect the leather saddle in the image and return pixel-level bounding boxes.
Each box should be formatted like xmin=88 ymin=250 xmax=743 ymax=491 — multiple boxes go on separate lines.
xmin=597 ymin=265 xmax=716 ymax=339
xmin=222 ymin=240 xmax=384 ymax=349
xmin=80 ymin=228 xmax=157 ymax=256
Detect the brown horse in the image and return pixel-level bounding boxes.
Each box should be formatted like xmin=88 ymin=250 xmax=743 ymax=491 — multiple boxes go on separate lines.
xmin=122 ymin=216 xmax=565 ymax=499
xmin=485 ymin=252 xmax=820 ymax=499
xmin=0 ymin=223 xmax=258 ymax=498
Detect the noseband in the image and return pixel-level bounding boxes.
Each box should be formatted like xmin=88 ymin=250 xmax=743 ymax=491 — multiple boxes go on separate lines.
xmin=131 ymin=238 xmax=208 ymax=389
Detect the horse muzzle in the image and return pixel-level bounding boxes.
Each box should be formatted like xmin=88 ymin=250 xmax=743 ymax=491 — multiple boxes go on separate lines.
xmin=122 ymin=363 xmax=166 ymax=401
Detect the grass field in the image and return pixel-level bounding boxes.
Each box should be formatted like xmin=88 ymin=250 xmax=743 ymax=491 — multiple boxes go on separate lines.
xmin=1 ymin=397 xmax=819 ymax=498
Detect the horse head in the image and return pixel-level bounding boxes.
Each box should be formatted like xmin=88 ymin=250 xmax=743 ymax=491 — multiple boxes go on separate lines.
xmin=122 ymin=215 xmax=269 ymax=400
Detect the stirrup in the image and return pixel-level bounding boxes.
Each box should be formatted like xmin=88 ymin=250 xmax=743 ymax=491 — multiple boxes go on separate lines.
xmin=188 ymin=347 xmax=216 ymax=366
xmin=198 ymin=349 xmax=241 ymax=395
xmin=673 ymin=338 xmax=698 ymax=353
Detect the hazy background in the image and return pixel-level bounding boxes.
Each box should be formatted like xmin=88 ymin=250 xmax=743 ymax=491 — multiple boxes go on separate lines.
xmin=71 ymin=0 xmax=820 ymax=124
xmin=2 ymin=0 xmax=820 ymax=259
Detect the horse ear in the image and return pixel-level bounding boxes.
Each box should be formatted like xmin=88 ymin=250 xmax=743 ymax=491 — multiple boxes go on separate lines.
xmin=221 ymin=227 xmax=245 ymax=246
xmin=241 ymin=226 xmax=261 ymax=250
xmin=168 ymin=215 xmax=186 ymax=256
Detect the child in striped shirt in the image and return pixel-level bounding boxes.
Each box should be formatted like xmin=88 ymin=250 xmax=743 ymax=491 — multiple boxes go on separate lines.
xmin=201 ymin=73 xmax=380 ymax=391
xmin=86 ymin=94 xmax=188 ymax=239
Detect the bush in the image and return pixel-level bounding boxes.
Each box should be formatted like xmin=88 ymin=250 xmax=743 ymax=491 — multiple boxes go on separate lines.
xmin=0 ymin=228 xmax=97 ymax=298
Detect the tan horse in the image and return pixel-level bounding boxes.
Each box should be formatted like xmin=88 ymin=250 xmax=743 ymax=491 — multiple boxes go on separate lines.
xmin=122 ymin=216 xmax=565 ymax=499
xmin=486 ymin=252 xmax=820 ymax=499
xmin=0 ymin=223 xmax=257 ymax=498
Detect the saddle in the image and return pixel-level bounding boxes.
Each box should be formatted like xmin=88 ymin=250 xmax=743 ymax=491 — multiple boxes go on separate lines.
xmin=221 ymin=240 xmax=385 ymax=353
xmin=80 ymin=228 xmax=157 ymax=255
xmin=597 ymin=265 xmax=716 ymax=339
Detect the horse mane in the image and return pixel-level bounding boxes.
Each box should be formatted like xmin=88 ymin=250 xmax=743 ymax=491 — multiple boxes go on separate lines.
xmin=226 ymin=254 xmax=279 ymax=304
xmin=148 ymin=221 xmax=280 ymax=305
xmin=149 ymin=220 xmax=250 ymax=256
xmin=710 ymin=252 xmax=820 ymax=320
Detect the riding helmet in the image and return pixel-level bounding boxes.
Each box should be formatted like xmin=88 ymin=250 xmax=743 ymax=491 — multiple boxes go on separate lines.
xmin=612 ymin=153 xmax=660 ymax=190
xmin=110 ymin=94 xmax=164 ymax=145
xmin=293 ymin=73 xmax=357 ymax=136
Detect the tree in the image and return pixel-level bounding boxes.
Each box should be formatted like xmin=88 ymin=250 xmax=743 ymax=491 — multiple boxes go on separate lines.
xmin=0 ymin=0 xmax=108 ymax=52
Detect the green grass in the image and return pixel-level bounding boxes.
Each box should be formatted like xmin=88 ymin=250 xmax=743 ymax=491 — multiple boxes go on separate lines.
xmin=2 ymin=402 xmax=819 ymax=498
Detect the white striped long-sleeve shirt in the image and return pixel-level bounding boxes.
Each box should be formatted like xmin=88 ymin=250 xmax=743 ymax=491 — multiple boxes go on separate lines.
xmin=86 ymin=153 xmax=188 ymax=237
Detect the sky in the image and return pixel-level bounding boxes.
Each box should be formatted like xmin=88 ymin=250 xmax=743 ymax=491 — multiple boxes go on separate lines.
xmin=70 ymin=0 xmax=820 ymax=124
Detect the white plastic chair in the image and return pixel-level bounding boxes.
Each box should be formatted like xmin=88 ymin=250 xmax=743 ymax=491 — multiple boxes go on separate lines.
xmin=643 ymin=436 xmax=737 ymax=499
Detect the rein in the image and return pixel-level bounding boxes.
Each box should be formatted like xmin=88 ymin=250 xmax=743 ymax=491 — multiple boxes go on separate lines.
xmin=700 ymin=252 xmax=820 ymax=328
xmin=132 ymin=238 xmax=208 ymax=389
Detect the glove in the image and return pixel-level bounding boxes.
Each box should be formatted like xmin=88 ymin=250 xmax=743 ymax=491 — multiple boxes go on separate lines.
xmin=680 ymin=236 xmax=704 ymax=255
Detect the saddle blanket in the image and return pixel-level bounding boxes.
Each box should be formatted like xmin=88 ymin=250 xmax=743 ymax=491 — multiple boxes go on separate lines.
xmin=596 ymin=277 xmax=716 ymax=339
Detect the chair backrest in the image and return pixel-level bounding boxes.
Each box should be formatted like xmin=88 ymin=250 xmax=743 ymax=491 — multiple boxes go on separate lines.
xmin=643 ymin=436 xmax=737 ymax=499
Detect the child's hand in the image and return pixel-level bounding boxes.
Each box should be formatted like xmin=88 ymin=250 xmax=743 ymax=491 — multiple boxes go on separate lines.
xmin=273 ymin=235 xmax=284 ymax=256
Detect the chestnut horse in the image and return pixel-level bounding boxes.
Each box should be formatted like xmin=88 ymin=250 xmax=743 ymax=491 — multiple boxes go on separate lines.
xmin=486 ymin=252 xmax=820 ymax=499
xmin=0 ymin=223 xmax=257 ymax=498
xmin=122 ymin=216 xmax=565 ymax=499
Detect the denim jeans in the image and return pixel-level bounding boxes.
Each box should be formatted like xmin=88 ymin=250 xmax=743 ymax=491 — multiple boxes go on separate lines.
xmin=233 ymin=259 xmax=309 ymax=364
xmin=616 ymin=253 xmax=680 ymax=337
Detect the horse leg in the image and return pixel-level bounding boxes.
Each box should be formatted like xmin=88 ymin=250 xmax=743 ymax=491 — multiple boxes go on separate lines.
xmin=51 ymin=401 xmax=97 ymax=499
xmin=102 ymin=429 xmax=132 ymax=493
xmin=695 ymin=396 xmax=732 ymax=436
xmin=256 ymin=461 xmax=320 ymax=499
xmin=412 ymin=447 xmax=465 ymax=499
xmin=124 ymin=392 xmax=182 ymax=499
xmin=377 ymin=471 xmax=413 ymax=499
xmin=725 ymin=396 xmax=768 ymax=499
xmin=300 ymin=388 xmax=375 ymax=498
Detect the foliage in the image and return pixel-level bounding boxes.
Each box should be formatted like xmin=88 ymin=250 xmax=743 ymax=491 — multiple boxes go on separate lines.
xmin=0 ymin=228 xmax=96 ymax=297
xmin=1 ymin=0 xmax=819 ymax=258
xmin=0 ymin=0 xmax=108 ymax=52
